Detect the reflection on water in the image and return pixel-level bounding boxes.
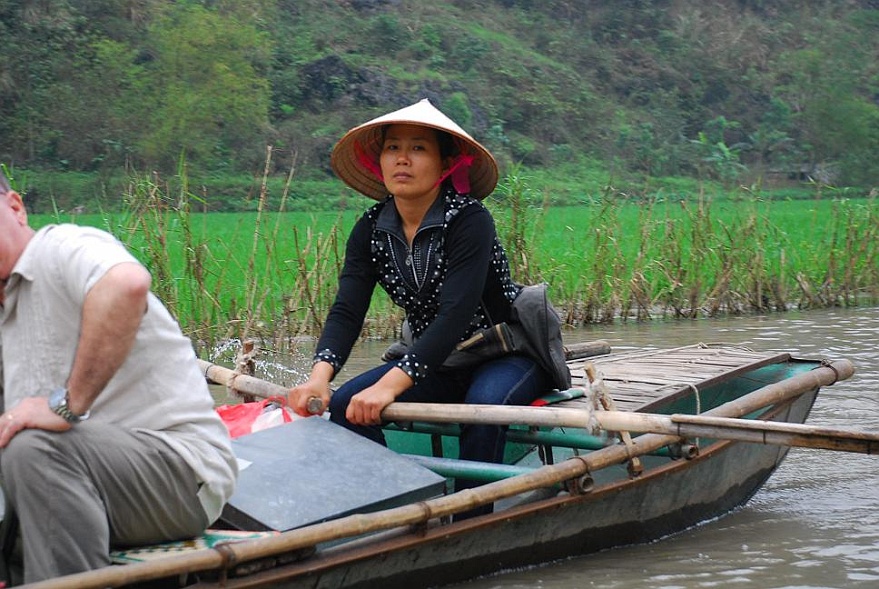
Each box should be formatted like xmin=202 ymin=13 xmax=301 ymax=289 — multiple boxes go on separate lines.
xmin=219 ymin=306 xmax=879 ymax=589
xmin=451 ymin=306 xmax=879 ymax=589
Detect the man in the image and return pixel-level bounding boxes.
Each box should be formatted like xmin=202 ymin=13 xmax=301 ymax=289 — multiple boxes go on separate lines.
xmin=0 ymin=171 xmax=237 ymax=583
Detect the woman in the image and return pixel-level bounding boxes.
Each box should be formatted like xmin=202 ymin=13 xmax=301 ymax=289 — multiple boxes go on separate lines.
xmin=287 ymin=99 xmax=552 ymax=516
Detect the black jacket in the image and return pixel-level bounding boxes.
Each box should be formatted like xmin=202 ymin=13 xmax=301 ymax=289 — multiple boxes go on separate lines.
xmin=313 ymin=187 xmax=520 ymax=382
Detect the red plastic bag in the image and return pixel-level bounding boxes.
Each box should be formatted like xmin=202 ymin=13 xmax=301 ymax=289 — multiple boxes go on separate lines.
xmin=216 ymin=398 xmax=294 ymax=438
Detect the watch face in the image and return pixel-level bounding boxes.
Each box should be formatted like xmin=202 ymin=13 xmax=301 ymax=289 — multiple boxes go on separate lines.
xmin=48 ymin=387 xmax=67 ymax=410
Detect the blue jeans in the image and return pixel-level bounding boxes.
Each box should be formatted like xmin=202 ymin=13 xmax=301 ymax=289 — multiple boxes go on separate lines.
xmin=328 ymin=354 xmax=551 ymax=510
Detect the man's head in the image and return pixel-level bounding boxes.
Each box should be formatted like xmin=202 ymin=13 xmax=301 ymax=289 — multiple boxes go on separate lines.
xmin=0 ymin=169 xmax=35 ymax=285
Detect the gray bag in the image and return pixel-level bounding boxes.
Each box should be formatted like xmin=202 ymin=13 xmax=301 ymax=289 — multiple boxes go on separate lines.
xmin=383 ymin=284 xmax=571 ymax=390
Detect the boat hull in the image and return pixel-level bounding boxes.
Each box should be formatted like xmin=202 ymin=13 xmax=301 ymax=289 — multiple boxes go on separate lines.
xmin=216 ymin=389 xmax=815 ymax=589
xmin=39 ymin=347 xmax=849 ymax=589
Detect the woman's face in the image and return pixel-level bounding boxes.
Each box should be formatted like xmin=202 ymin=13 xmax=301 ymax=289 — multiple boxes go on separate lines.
xmin=379 ymin=124 xmax=448 ymax=203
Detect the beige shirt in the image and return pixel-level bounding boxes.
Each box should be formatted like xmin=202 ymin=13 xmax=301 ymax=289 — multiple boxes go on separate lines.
xmin=0 ymin=224 xmax=237 ymax=521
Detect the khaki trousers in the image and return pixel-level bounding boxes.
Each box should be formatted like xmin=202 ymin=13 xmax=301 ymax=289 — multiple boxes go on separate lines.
xmin=0 ymin=424 xmax=208 ymax=583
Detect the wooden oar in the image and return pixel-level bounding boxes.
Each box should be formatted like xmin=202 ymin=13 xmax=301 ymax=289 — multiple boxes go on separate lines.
xmin=200 ymin=356 xmax=867 ymax=454
xmin=200 ymin=359 xmax=290 ymax=399
xmin=382 ymin=402 xmax=879 ymax=455
xmin=27 ymin=359 xmax=853 ymax=589
xmin=564 ymin=339 xmax=611 ymax=359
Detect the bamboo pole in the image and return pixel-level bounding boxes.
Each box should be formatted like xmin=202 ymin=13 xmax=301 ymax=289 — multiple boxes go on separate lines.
xmin=24 ymin=359 xmax=853 ymax=589
xmin=200 ymin=357 xmax=866 ymax=452
xmin=564 ymin=339 xmax=611 ymax=359
xmin=201 ymin=360 xmax=290 ymax=399
xmin=201 ymin=339 xmax=611 ymax=415
xmin=668 ymin=413 xmax=879 ymax=454
xmin=385 ymin=402 xmax=594 ymax=429
xmin=198 ymin=339 xmax=611 ymax=400
xmin=383 ymin=398 xmax=878 ymax=454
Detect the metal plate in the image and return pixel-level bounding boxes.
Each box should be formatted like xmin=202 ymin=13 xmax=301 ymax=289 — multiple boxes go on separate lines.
xmin=220 ymin=416 xmax=447 ymax=532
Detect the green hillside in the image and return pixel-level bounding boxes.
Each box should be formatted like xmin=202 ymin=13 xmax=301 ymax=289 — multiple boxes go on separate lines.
xmin=1 ymin=0 xmax=877 ymax=211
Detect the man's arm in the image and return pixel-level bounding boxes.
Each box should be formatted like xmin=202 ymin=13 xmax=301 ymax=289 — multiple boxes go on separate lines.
xmin=64 ymin=262 xmax=151 ymax=416
xmin=0 ymin=262 xmax=151 ymax=446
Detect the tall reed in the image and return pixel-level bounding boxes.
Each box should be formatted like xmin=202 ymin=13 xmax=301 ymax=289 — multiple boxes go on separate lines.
xmin=531 ymin=187 xmax=879 ymax=323
xmin=83 ymin=169 xmax=879 ymax=351
xmin=114 ymin=150 xmax=324 ymax=353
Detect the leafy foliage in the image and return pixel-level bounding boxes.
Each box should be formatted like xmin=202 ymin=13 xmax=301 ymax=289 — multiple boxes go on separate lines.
xmin=1 ymin=0 xmax=878 ymax=212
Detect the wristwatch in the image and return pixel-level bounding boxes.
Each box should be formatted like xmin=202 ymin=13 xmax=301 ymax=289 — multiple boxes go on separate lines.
xmin=48 ymin=387 xmax=90 ymax=423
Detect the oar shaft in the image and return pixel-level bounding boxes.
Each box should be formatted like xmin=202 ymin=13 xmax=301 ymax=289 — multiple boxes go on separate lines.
xmin=597 ymin=411 xmax=879 ymax=455
xmin=383 ymin=402 xmax=593 ymax=429
xmin=385 ymin=401 xmax=879 ymax=455
xmin=565 ymin=339 xmax=611 ymax=360
xmin=200 ymin=360 xmax=290 ymax=399
xmin=201 ymin=357 xmax=868 ymax=453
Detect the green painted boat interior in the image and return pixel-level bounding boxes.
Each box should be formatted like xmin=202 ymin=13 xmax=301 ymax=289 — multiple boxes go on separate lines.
xmin=382 ymin=355 xmax=823 ymax=488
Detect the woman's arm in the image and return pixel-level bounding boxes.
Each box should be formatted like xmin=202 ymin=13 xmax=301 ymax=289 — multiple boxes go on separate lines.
xmin=312 ymin=214 xmax=378 ymax=372
xmin=288 ymin=214 xmax=377 ymax=415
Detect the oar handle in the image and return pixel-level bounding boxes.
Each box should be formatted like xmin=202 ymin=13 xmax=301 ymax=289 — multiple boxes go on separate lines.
xmin=306 ymin=396 xmax=324 ymax=415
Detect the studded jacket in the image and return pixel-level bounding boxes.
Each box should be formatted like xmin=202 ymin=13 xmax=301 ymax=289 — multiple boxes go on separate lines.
xmin=313 ymin=187 xmax=521 ymax=383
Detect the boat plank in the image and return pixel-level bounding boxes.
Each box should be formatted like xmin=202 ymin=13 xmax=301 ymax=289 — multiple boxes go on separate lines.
xmin=563 ymin=343 xmax=791 ymax=412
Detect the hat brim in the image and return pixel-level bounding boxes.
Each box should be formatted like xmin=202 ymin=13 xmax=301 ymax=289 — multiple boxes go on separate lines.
xmin=330 ymin=99 xmax=499 ymax=201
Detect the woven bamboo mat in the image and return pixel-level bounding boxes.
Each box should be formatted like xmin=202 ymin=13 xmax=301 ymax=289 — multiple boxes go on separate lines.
xmin=565 ymin=343 xmax=791 ymax=412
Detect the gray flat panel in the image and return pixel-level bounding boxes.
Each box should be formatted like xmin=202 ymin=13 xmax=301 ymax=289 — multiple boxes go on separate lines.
xmin=220 ymin=416 xmax=447 ymax=532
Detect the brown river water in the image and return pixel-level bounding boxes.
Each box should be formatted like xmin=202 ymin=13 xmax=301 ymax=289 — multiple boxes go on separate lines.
xmin=223 ymin=305 xmax=879 ymax=589
xmin=449 ymin=306 xmax=879 ymax=589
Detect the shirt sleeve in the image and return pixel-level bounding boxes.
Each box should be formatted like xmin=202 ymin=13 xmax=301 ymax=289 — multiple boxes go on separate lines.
xmin=397 ymin=204 xmax=497 ymax=379
xmin=312 ymin=213 xmax=378 ymax=377
xmin=57 ymin=227 xmax=140 ymax=303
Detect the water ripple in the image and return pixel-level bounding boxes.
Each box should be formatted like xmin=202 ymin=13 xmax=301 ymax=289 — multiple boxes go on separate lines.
xmin=455 ymin=306 xmax=879 ymax=589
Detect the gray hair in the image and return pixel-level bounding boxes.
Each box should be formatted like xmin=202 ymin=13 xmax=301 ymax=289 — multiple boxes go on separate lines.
xmin=0 ymin=169 xmax=9 ymax=195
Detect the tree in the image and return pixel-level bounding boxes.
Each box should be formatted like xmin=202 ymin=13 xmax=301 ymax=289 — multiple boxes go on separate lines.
xmin=131 ymin=1 xmax=273 ymax=172
xmin=690 ymin=117 xmax=747 ymax=185
xmin=771 ymin=8 xmax=879 ymax=185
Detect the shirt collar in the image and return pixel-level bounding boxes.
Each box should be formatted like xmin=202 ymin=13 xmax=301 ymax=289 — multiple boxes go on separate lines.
xmin=375 ymin=190 xmax=448 ymax=239
xmin=1 ymin=226 xmax=54 ymax=315
xmin=9 ymin=225 xmax=54 ymax=285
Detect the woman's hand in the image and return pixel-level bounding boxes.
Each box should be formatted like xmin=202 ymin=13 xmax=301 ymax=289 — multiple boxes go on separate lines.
xmin=347 ymin=385 xmax=398 ymax=425
xmin=0 ymin=397 xmax=71 ymax=448
xmin=287 ymin=380 xmax=332 ymax=417
xmin=346 ymin=366 xmax=414 ymax=426
xmin=287 ymin=362 xmax=334 ymax=417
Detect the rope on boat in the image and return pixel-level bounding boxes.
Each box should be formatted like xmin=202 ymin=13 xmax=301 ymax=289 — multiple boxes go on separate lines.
xmin=586 ymin=362 xmax=643 ymax=477
xmin=229 ymin=340 xmax=258 ymax=402
xmin=688 ymin=384 xmax=702 ymax=415
xmin=817 ymin=358 xmax=840 ymax=384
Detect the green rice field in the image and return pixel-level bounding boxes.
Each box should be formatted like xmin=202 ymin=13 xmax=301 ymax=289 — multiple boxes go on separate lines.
xmin=30 ymin=191 xmax=879 ymax=355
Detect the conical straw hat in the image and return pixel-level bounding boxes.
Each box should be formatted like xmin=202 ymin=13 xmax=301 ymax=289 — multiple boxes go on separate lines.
xmin=330 ymin=98 xmax=499 ymax=200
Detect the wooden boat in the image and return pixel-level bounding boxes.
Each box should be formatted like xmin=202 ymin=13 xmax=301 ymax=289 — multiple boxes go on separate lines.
xmin=27 ymin=342 xmax=872 ymax=589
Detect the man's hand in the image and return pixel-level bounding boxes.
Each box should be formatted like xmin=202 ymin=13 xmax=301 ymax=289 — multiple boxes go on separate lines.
xmin=0 ymin=397 xmax=71 ymax=448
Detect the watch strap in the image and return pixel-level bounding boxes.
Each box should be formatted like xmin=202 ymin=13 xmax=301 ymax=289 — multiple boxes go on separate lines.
xmin=50 ymin=388 xmax=90 ymax=423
